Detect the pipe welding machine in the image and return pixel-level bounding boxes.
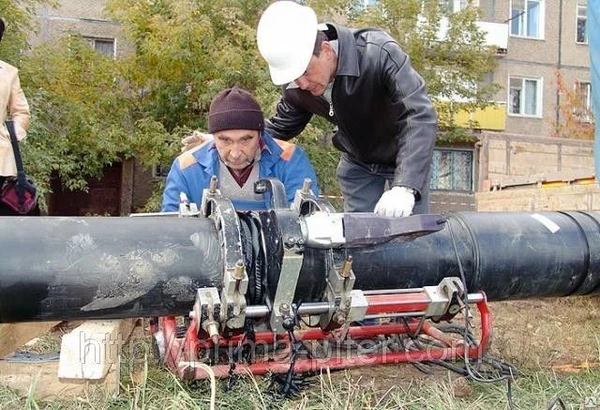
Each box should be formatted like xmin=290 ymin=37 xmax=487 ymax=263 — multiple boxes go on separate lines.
xmin=0 ymin=177 xmax=598 ymax=383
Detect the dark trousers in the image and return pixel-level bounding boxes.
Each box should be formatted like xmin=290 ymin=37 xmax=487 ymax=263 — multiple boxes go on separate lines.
xmin=335 ymin=154 xmax=431 ymax=214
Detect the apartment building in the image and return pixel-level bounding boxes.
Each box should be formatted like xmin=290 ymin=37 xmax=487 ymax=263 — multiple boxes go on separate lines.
xmin=411 ymin=0 xmax=593 ymax=210
xmin=477 ymin=0 xmax=591 ymax=137
xmin=31 ymin=0 xmax=128 ymax=58
xmin=26 ymin=0 xmax=594 ymax=214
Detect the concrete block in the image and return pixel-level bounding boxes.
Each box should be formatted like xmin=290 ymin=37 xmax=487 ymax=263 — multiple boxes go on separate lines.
xmin=58 ymin=319 xmax=136 ymax=380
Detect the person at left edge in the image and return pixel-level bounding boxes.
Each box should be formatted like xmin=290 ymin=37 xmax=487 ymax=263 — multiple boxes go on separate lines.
xmin=161 ymin=86 xmax=320 ymax=211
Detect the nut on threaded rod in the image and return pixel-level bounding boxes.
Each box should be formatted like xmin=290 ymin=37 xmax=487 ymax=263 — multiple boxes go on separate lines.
xmin=341 ymin=256 xmax=353 ymax=278
xmin=209 ymin=176 xmax=218 ymax=193
xmin=232 ymin=259 xmax=245 ymax=280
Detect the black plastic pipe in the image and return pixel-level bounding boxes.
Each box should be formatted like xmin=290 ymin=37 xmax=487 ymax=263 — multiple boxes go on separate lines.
xmin=295 ymin=211 xmax=600 ymax=302
xmin=1 ymin=211 xmax=599 ymax=323
xmin=0 ymin=216 xmax=222 ymax=322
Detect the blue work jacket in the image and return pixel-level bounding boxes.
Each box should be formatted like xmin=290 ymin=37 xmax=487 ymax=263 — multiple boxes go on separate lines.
xmin=162 ymin=131 xmax=320 ymax=211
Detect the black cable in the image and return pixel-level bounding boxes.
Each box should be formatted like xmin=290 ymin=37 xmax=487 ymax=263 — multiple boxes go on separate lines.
xmin=446 ymin=217 xmax=513 ymax=384
xmin=267 ymin=304 xmax=312 ymax=400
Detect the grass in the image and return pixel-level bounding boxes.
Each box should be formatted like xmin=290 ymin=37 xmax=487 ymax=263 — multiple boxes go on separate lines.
xmin=1 ymin=297 xmax=599 ymax=409
xmin=3 ymin=362 xmax=600 ymax=410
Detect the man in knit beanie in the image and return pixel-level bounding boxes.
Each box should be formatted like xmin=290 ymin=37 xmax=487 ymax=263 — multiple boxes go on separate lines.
xmin=162 ymin=87 xmax=319 ymax=211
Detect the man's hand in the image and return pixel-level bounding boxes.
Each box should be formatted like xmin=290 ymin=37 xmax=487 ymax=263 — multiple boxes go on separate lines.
xmin=181 ymin=131 xmax=213 ymax=152
xmin=374 ymin=186 xmax=416 ymax=217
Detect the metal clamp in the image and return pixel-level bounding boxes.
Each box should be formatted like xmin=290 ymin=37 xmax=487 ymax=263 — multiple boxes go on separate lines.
xmin=319 ymin=254 xmax=358 ymax=331
xmin=291 ymin=178 xmax=336 ymax=216
xmin=192 ymin=287 xmax=221 ymax=344
xmin=178 ymin=192 xmax=199 ymax=217
xmin=269 ymin=250 xmax=303 ymax=334
xmin=423 ymin=277 xmax=465 ymax=321
xmin=268 ymin=206 xmax=306 ymax=333
xmin=201 ymin=176 xmax=248 ymax=330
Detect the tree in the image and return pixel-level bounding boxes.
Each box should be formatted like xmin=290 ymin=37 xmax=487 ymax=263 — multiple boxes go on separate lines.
xmin=551 ymin=70 xmax=595 ymax=140
xmin=20 ymin=0 xmax=273 ymax=203
xmin=15 ymin=0 xmax=499 ymax=212
xmin=308 ymin=0 xmax=500 ymax=141
xmin=0 ymin=0 xmax=53 ymax=64
xmin=105 ymin=0 xmax=271 ymax=131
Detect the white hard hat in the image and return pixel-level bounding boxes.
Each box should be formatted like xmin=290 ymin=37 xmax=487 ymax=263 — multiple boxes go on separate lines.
xmin=257 ymin=1 xmax=318 ymax=85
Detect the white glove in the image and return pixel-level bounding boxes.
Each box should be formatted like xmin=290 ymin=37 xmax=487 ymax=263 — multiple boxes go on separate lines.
xmin=181 ymin=130 xmax=213 ymax=152
xmin=374 ymin=186 xmax=416 ymax=218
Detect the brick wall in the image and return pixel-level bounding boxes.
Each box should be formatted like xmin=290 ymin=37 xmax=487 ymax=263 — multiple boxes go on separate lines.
xmin=477 ymin=131 xmax=594 ymax=191
xmin=477 ymin=183 xmax=600 ymax=211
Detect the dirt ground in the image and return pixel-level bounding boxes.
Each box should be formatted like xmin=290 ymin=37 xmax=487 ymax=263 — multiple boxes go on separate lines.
xmin=3 ymin=295 xmax=599 ymax=405
xmin=340 ymin=295 xmax=600 ymax=388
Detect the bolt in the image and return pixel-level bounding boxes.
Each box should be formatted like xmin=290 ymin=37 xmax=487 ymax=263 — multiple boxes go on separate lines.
xmin=203 ymin=320 xmax=220 ymax=345
xmin=287 ymin=237 xmax=296 ymax=245
xmin=209 ymin=176 xmax=218 ymax=193
xmin=341 ymin=255 xmax=353 ymax=278
xmin=279 ymin=303 xmax=291 ymax=315
xmin=449 ymin=304 xmax=460 ymax=315
xmin=302 ymin=178 xmax=312 ymax=193
xmin=333 ymin=312 xmax=346 ymax=325
xmin=232 ymin=260 xmax=245 ymax=280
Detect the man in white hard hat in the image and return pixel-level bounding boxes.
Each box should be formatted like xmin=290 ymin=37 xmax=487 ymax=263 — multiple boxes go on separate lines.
xmin=256 ymin=1 xmax=437 ymax=218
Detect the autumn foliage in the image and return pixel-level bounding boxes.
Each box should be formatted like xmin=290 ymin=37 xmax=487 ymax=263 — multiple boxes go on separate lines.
xmin=551 ymin=70 xmax=595 ymax=140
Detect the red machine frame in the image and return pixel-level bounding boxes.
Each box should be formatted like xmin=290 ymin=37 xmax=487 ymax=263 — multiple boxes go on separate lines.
xmin=152 ymin=289 xmax=491 ymax=380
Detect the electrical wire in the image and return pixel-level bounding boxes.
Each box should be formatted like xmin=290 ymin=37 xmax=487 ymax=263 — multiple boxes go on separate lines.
xmin=445 ymin=215 xmax=567 ymax=410
xmin=446 ymin=217 xmax=514 ymax=384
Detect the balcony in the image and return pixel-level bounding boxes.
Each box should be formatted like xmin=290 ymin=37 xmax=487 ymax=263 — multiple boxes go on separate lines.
xmin=436 ymin=18 xmax=509 ymax=54
xmin=476 ymin=21 xmax=508 ymax=54
xmin=453 ymin=102 xmax=507 ymax=131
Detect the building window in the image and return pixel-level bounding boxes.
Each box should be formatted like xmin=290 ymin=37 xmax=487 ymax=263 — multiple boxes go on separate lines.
xmin=576 ymin=3 xmax=587 ymax=44
xmin=152 ymin=164 xmax=171 ymax=179
xmin=84 ymin=37 xmax=116 ymax=58
xmin=509 ymin=76 xmax=542 ymax=116
xmin=439 ymin=0 xmax=478 ymax=14
xmin=430 ymin=149 xmax=473 ymax=192
xmin=575 ymin=81 xmax=593 ymax=122
xmin=510 ymin=0 xmax=543 ymax=39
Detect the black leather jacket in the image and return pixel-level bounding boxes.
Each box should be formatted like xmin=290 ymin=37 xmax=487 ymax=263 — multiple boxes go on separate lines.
xmin=265 ymin=23 xmax=437 ymax=195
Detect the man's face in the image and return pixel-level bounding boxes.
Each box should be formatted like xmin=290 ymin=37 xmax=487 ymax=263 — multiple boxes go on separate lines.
xmin=214 ymin=129 xmax=261 ymax=171
xmin=293 ymin=42 xmax=336 ymax=96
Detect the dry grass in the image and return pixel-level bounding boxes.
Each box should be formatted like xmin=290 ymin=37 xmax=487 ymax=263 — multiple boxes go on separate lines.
xmin=1 ymin=296 xmax=599 ymax=409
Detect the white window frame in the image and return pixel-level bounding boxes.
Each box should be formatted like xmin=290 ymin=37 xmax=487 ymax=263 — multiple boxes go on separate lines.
xmin=508 ymin=76 xmax=543 ymax=118
xmin=575 ymin=81 xmax=593 ymax=122
xmin=84 ymin=36 xmax=117 ymax=59
xmin=509 ymin=0 xmax=545 ymax=40
xmin=438 ymin=0 xmax=479 ymax=13
xmin=576 ymin=4 xmax=588 ymax=44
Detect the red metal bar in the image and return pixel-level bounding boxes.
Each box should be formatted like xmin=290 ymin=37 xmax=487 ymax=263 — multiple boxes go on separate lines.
xmin=181 ymin=343 xmax=469 ymax=379
xmin=193 ymin=323 xmax=423 ymax=349
xmin=162 ymin=316 xmax=180 ymax=369
xmin=364 ymin=292 xmax=430 ymax=315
